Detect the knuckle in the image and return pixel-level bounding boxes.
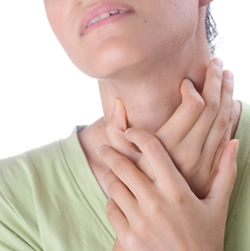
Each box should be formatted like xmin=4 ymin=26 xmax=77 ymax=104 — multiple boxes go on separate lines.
xmin=112 ymin=156 xmax=129 ymax=173
xmin=148 ymin=200 xmax=163 ymax=214
xmin=175 ymin=193 xmax=185 ymax=206
xmin=217 ymin=113 xmax=229 ymax=129
xmin=205 ymin=96 xmax=220 ymax=113
xmin=212 ymin=65 xmax=223 ymax=80
xmin=142 ymin=137 xmax=160 ymax=153
xmin=218 ymin=137 xmax=229 ymax=150
xmin=107 ymin=179 xmax=121 ymax=195
xmin=169 ymin=190 xmax=186 ymax=206
xmin=126 ymin=232 xmax=140 ymax=249
xmin=223 ymin=86 xmax=234 ymax=96
xmin=177 ymin=150 xmax=199 ymax=174
xmin=189 ymin=94 xmax=205 ymax=112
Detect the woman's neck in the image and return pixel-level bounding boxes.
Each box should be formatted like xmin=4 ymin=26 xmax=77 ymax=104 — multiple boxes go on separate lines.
xmin=98 ymin=41 xmax=210 ymax=134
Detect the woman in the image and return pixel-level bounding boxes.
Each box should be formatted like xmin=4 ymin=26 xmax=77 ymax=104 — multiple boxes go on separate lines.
xmin=0 ymin=0 xmax=249 ymax=250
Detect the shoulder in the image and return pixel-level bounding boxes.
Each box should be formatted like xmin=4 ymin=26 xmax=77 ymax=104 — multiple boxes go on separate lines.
xmin=0 ymin=126 xmax=85 ymax=190
xmin=0 ymin=126 xmax=88 ymax=203
xmin=0 ymin=138 xmax=64 ymax=250
xmin=0 ymin=135 xmax=65 ymax=207
xmin=0 ymin=137 xmax=62 ymax=192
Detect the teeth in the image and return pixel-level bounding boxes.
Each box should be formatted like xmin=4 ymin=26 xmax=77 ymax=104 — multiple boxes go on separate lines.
xmin=110 ymin=10 xmax=119 ymax=14
xmin=90 ymin=12 xmax=110 ymax=25
xmin=87 ymin=9 xmax=126 ymax=28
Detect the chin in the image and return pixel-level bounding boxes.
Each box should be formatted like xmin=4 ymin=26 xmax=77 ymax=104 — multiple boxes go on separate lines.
xmin=74 ymin=39 xmax=145 ymax=80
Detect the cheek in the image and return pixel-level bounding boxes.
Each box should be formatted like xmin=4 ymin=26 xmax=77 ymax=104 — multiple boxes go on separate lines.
xmin=44 ymin=1 xmax=83 ymax=71
xmin=44 ymin=1 xmax=67 ymax=43
xmin=156 ymin=1 xmax=198 ymax=42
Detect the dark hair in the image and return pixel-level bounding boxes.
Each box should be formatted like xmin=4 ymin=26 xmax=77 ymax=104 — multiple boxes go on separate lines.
xmin=205 ymin=4 xmax=218 ymax=57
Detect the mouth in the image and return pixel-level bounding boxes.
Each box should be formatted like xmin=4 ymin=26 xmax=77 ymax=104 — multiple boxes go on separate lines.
xmin=80 ymin=2 xmax=135 ymax=36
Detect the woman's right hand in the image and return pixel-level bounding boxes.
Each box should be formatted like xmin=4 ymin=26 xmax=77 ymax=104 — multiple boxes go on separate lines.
xmin=105 ymin=58 xmax=235 ymax=199
xmin=98 ymin=128 xmax=238 ymax=251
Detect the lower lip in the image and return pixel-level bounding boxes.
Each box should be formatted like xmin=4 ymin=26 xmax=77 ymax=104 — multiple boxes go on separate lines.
xmin=81 ymin=11 xmax=134 ymax=36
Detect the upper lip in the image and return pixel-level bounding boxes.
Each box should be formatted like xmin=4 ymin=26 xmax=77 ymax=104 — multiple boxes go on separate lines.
xmin=80 ymin=1 xmax=134 ymax=35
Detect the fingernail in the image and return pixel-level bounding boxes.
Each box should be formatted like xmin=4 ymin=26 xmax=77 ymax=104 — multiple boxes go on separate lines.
xmin=213 ymin=57 xmax=223 ymax=69
xmin=223 ymin=70 xmax=234 ymax=81
xmin=96 ymin=144 xmax=109 ymax=154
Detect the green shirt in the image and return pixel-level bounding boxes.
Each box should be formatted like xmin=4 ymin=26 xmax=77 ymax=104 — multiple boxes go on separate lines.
xmin=225 ymin=102 xmax=250 ymax=250
xmin=0 ymin=103 xmax=249 ymax=251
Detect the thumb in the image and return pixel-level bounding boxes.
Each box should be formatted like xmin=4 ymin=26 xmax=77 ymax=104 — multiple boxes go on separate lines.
xmin=110 ymin=98 xmax=127 ymax=131
xmin=106 ymin=99 xmax=138 ymax=161
xmin=204 ymin=139 xmax=238 ymax=210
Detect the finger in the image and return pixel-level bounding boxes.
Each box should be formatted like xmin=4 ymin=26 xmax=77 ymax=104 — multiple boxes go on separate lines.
xmin=210 ymin=100 xmax=235 ymax=178
xmin=204 ymin=140 xmax=238 ymax=211
xmin=202 ymin=70 xmax=234 ymax=165
xmin=186 ymin=58 xmax=223 ymax=150
xmin=136 ymin=155 xmax=157 ymax=182
xmin=97 ymin=145 xmax=152 ymax=199
xmin=156 ymin=79 xmax=204 ymax=144
xmin=195 ymin=106 xmax=234 ymax=199
xmin=104 ymin=168 xmax=138 ymax=220
xmin=125 ymin=128 xmax=188 ymax=190
xmin=106 ymin=198 xmax=129 ymax=239
xmin=106 ymin=98 xmax=140 ymax=162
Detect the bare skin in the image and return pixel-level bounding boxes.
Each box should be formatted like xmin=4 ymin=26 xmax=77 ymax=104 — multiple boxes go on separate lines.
xmin=44 ymin=0 xmax=240 ymax=194
xmin=77 ymin=58 xmax=241 ymax=249
xmin=100 ymin=59 xmax=240 ymax=250
xmin=77 ymin=95 xmax=240 ymax=199
xmin=43 ymin=0 xmax=242 ymax=249
xmin=77 ymin=70 xmax=241 ymax=251
xmin=99 ymin=129 xmax=238 ymax=251
xmin=102 ymin=59 xmax=241 ymax=198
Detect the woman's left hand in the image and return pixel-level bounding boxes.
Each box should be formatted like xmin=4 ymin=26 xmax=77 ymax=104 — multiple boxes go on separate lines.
xmin=105 ymin=60 xmax=235 ymax=199
xmin=97 ymin=129 xmax=238 ymax=251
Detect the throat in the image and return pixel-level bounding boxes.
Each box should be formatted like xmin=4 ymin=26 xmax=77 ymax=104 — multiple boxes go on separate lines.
xmin=99 ymin=78 xmax=182 ymax=135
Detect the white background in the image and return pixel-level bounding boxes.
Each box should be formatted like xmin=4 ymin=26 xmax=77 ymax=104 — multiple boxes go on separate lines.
xmin=0 ymin=0 xmax=249 ymax=159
